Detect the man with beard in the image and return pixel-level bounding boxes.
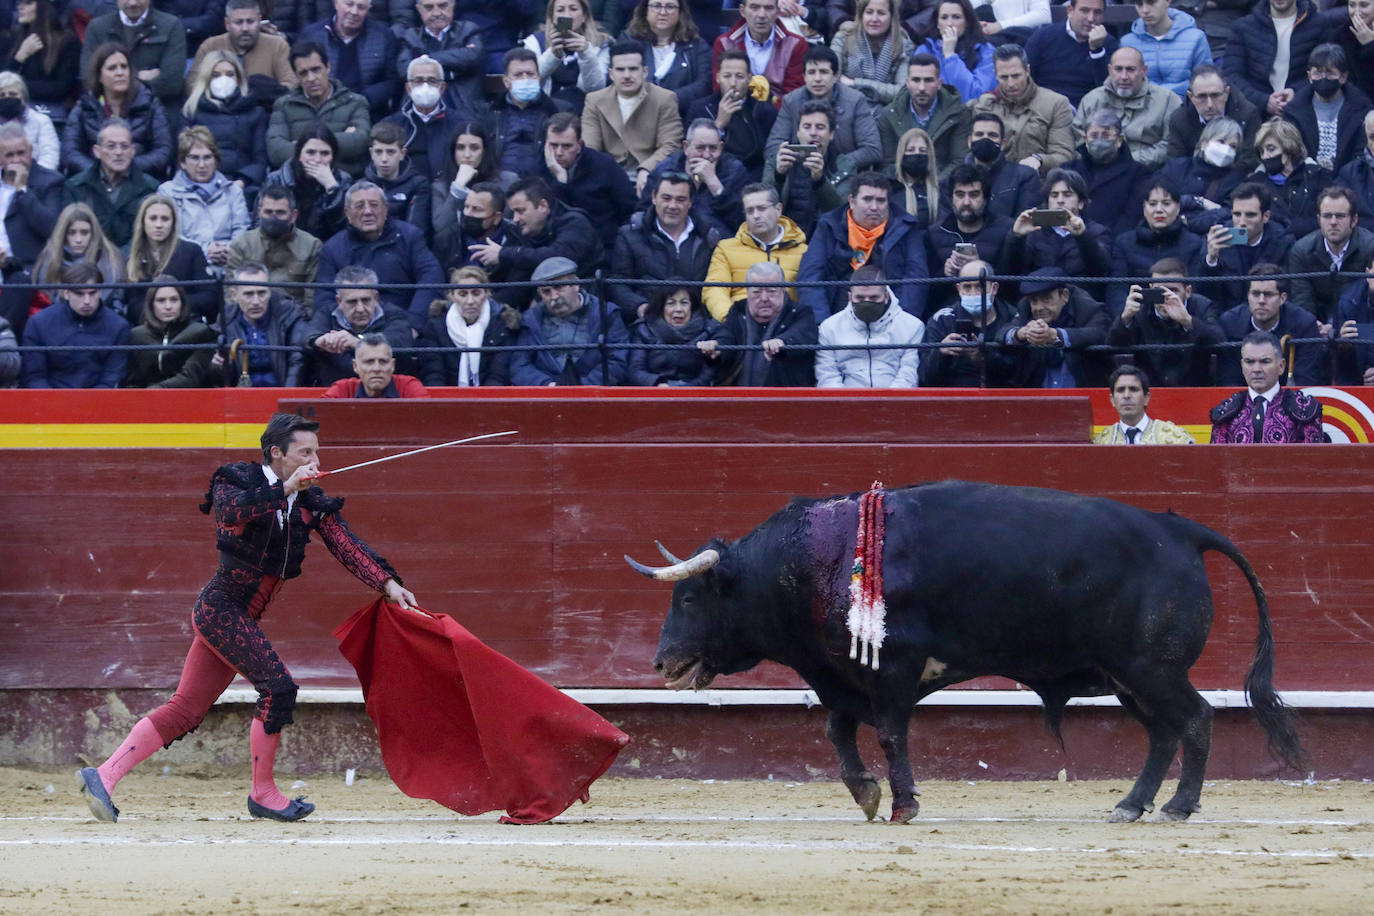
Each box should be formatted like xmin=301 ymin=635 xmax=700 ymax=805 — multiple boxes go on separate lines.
xmin=877 ymin=53 xmax=970 ymax=181
xmin=926 ymin=164 xmax=1013 ymax=311
xmin=1074 ymin=47 xmax=1182 ymax=169
xmin=971 ymin=44 xmax=1075 ymax=176
xmin=228 ymin=186 xmax=323 ymax=316
xmin=190 ymin=0 xmax=298 ymax=99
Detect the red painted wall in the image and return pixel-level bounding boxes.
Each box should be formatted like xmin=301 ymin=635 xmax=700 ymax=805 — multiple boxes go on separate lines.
xmin=3 ymin=395 xmax=1371 ymax=701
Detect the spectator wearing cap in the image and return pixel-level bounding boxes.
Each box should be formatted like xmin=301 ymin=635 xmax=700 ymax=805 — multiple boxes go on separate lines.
xmin=509 ymin=255 xmax=629 ymax=385
xmin=322 ymin=333 xmax=431 ymax=397
xmin=609 ymin=169 xmax=723 ymax=323
xmin=1001 ymin=266 xmax=1111 ymax=387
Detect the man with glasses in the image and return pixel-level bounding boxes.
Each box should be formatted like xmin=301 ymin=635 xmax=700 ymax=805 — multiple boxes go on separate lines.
xmin=396 ymin=0 xmax=485 ymax=119
xmin=61 ymin=120 xmax=159 ymax=248
xmin=1167 ymin=65 xmax=1260 ymax=170
xmin=640 ymin=118 xmax=749 ymax=234
xmin=380 ymin=56 xmax=461 ymax=181
xmin=1214 ymin=263 xmax=1325 ymax=386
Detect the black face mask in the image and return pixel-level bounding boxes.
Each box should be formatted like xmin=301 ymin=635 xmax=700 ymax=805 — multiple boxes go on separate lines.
xmin=852 ymin=299 xmax=887 ymax=323
xmin=901 ymin=153 xmax=929 ymax=178
xmin=461 ymin=215 xmax=490 ymax=239
xmin=259 ymin=216 xmax=292 ymax=239
xmin=0 ymin=97 xmax=23 ymax=119
xmin=969 ymin=138 xmax=1000 ymax=163
xmin=1262 ymin=154 xmax=1286 ymax=176
xmin=1311 ymin=77 xmax=1340 ymax=99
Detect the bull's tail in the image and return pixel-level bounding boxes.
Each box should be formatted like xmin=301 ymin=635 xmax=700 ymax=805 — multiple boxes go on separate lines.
xmin=1179 ymin=515 xmax=1307 ymax=771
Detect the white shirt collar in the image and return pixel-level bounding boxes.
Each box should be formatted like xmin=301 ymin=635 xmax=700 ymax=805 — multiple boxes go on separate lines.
xmin=656 ymin=215 xmax=694 ymax=248
xmin=261 ymin=463 xmax=297 ymax=527
xmin=119 ymin=9 xmax=150 ymax=27
xmin=1118 ymin=415 xmax=1151 ymax=439
xmin=1250 ymin=382 xmax=1281 ymax=403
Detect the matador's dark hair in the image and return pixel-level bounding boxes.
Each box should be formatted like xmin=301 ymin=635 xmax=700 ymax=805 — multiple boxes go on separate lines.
xmin=261 ymin=412 xmax=320 ymax=462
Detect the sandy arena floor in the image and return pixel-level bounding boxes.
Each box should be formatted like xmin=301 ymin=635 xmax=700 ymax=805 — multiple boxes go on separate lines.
xmin=2 ymin=767 xmax=1372 ymax=915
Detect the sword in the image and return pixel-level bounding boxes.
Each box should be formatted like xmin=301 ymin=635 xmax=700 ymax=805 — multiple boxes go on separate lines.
xmin=310 ymin=430 xmax=519 ymax=480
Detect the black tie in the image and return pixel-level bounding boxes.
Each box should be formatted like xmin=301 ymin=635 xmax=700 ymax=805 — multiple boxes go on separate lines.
xmin=1125 ymin=427 xmax=1140 ymax=444
xmin=1252 ymin=396 xmax=1266 ymax=442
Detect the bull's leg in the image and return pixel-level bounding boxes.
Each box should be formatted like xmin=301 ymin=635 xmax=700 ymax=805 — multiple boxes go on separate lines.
xmin=1158 ymin=684 xmax=1213 ymax=821
xmin=874 ymin=707 xmax=920 ymax=824
xmin=825 ymin=709 xmax=881 ymax=821
xmin=1108 ymin=689 xmax=1180 ymax=823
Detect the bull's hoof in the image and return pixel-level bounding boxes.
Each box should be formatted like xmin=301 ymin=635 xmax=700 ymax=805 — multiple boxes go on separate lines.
xmin=1108 ymin=805 xmax=1144 ymax=823
xmin=845 ymin=773 xmax=882 ymax=822
xmin=888 ymin=802 xmax=920 ymax=825
xmin=1159 ymin=803 xmax=1197 ymax=822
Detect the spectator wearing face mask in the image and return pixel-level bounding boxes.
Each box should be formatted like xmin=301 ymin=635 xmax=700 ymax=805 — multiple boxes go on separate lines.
xmin=919 ymin=257 xmax=1018 ymax=387
xmin=1159 ymin=116 xmax=1249 ymax=235
xmin=184 ymin=51 xmax=270 ymax=192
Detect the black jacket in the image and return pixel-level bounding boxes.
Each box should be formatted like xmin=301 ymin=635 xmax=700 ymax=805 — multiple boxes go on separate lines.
xmin=685 ymin=93 xmax=778 ymax=180
xmin=497 ymin=200 xmax=604 ymax=293
xmin=1166 ymin=90 xmax=1261 ymax=172
xmin=1109 ymin=219 xmax=1205 ymax=311
xmin=303 ymin=302 xmax=416 ymax=386
xmin=1263 ymin=161 xmax=1333 ymax=243
xmin=216 ymin=292 xmax=308 ymax=387
xmin=5 ymin=162 xmax=63 ymax=269
xmin=642 ymin=149 xmax=751 ymax=237
xmin=1063 ymin=146 xmax=1151 ymax=236
xmin=186 ymin=91 xmax=270 ymax=188
xmin=419 ymin=300 xmax=517 ymax=386
xmin=714 ymin=297 xmax=818 ymax=387
xmin=1003 ymin=286 xmax=1112 ymax=387
xmin=627 ymin=312 xmax=719 ymax=387
xmin=1159 ymin=155 xmax=1248 ymax=232
xmin=966 ymin=155 xmax=1040 ymax=222
xmin=61 ymin=85 xmax=172 ymax=177
xmin=1338 ymin=153 xmax=1374 ymax=221
xmin=1223 ymin=0 xmax=1343 ymax=110
xmin=122 ymin=318 xmax=218 ymax=388
xmin=1215 ymin=301 xmax=1326 ymax=386
xmin=129 ymin=239 xmax=215 ymax=324
xmin=1003 ymin=221 xmax=1113 ymax=297
xmin=396 ymin=19 xmax=486 ymax=121
xmin=365 ymin=160 xmax=431 ymax=232
xmin=380 ymin=100 xmax=462 ymax=183
xmin=924 ymin=213 xmax=1014 ymax=312
xmin=488 ymin=92 xmax=563 ymax=179
xmin=1193 ymin=224 xmax=1296 ymax=306
xmin=535 ymin=145 xmax=638 ymax=258
xmin=918 ymin=298 xmax=1019 ymax=387
xmin=608 ymin=213 xmax=722 ymax=323
xmin=1106 ymin=291 xmax=1224 ymax=387
xmin=1286 ymin=226 xmax=1374 ymax=322
xmin=1282 ymin=82 xmax=1372 ymax=173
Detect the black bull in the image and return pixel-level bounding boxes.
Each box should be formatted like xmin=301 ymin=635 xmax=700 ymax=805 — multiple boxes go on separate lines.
xmin=626 ymin=481 xmax=1305 ymax=823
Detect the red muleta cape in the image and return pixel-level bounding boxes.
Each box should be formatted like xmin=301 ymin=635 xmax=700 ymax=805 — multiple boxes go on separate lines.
xmin=334 ymin=599 xmax=629 ymax=824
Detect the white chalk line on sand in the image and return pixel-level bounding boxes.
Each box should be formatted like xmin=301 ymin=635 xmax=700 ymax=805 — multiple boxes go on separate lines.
xmin=1 ymin=833 xmax=1372 ymax=860
xmin=4 ymin=813 xmax=1370 ymax=828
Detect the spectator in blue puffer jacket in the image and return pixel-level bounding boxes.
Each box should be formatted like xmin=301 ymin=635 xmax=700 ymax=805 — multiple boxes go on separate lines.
xmin=1120 ymin=0 xmax=1213 ymax=99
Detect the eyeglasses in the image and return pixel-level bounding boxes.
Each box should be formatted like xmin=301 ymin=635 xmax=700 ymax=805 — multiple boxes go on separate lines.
xmin=660 ymin=170 xmax=691 ymax=183
xmin=409 ymin=77 xmax=443 ymax=86
xmin=184 ymin=153 xmax=216 ymax=163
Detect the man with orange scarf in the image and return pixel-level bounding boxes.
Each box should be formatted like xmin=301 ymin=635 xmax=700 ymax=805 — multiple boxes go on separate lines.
xmin=796 ymin=170 xmax=931 ymax=323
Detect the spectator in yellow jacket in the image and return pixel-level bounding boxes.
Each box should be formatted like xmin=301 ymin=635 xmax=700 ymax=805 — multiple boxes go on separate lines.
xmin=702 ymin=183 xmax=808 ymax=320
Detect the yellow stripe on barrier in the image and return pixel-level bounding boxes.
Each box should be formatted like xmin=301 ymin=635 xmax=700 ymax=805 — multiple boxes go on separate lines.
xmin=0 ymin=423 xmax=264 ymax=448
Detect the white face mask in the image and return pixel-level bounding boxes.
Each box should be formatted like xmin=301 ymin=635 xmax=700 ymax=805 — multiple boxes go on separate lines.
xmin=209 ymin=75 xmax=238 ymax=100
xmin=410 ymin=83 xmax=442 ymax=109
xmin=1202 ymin=140 xmax=1236 ymax=168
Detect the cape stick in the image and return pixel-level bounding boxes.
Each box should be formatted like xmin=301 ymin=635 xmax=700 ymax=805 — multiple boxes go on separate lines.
xmin=311 ymin=430 xmax=519 ymax=480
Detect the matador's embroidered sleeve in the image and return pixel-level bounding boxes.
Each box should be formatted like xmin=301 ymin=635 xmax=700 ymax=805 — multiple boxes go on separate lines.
xmin=213 ymin=477 xmax=286 ymax=528
xmin=316 ymin=512 xmax=400 ymax=592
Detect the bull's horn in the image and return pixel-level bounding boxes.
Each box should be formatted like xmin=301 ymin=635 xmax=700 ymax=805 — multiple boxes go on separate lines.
xmin=655 ymin=540 xmax=685 ymax=564
xmin=624 ymin=548 xmax=721 ymax=581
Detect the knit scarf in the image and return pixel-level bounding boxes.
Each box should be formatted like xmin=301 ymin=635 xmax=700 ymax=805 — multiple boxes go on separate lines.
xmin=846 ymin=31 xmax=896 ymax=84
xmin=847 ymin=211 xmax=886 ymax=270
xmin=446 ymin=301 xmax=489 ymax=387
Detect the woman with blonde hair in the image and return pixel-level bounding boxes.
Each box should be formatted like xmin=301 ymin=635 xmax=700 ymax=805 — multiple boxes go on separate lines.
xmin=830 ymin=0 xmax=914 ymax=104
xmin=419 ymin=265 xmax=519 ymax=387
xmin=893 ymin=127 xmax=940 ymax=227
xmin=126 ymin=194 xmax=214 ymax=323
xmin=1253 ymin=117 xmax=1332 ymax=240
xmin=0 ymin=71 xmax=58 ymax=169
xmin=182 ymin=50 xmax=267 ymax=190
xmin=122 ymin=277 xmax=217 ymax=389
xmin=521 ymin=0 xmax=610 ymax=112
xmin=31 ymin=202 xmax=126 ymax=315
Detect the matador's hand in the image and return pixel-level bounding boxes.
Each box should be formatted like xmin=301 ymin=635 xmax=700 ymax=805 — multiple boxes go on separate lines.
xmin=384 ymin=578 xmax=422 ymax=614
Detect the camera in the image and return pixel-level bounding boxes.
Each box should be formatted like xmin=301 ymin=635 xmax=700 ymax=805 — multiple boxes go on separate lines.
xmin=1140 ymin=287 xmax=1165 ymax=308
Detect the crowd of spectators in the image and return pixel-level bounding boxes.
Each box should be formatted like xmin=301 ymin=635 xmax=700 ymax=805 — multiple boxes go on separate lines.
xmin=3 ymin=0 xmax=1374 ymax=393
